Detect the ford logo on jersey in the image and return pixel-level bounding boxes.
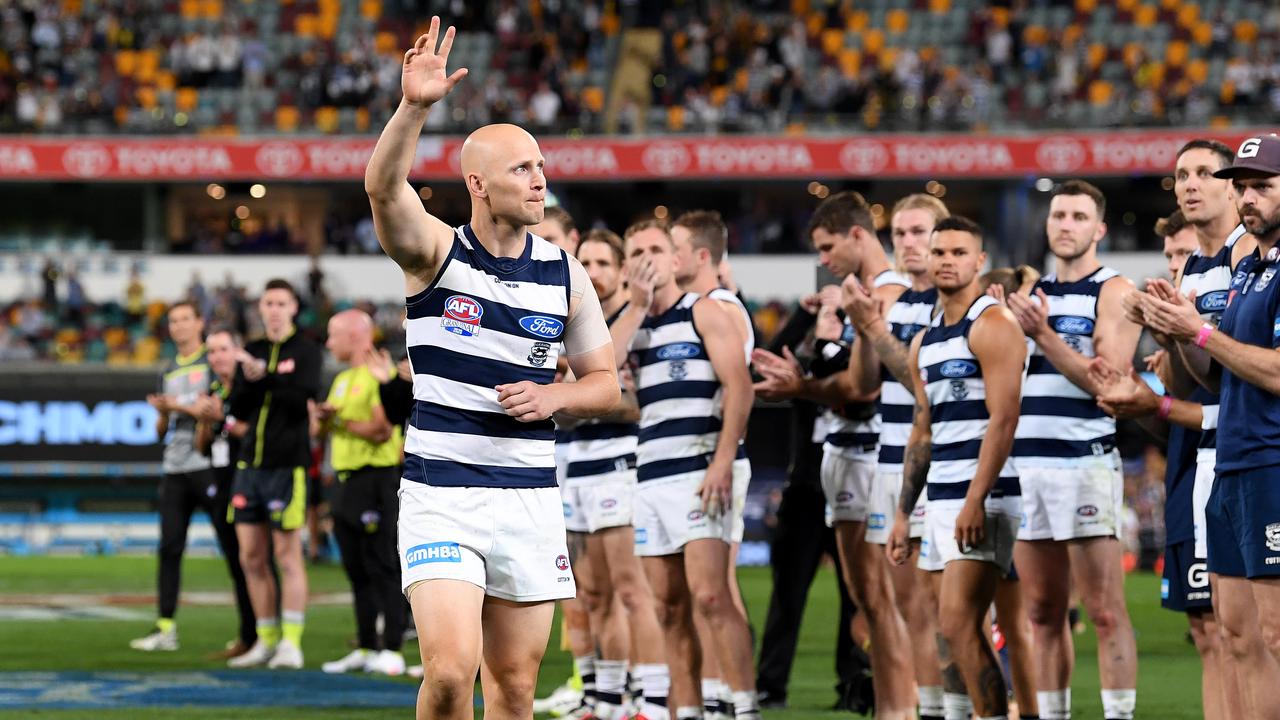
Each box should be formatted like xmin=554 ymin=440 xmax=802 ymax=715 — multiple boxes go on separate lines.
xmin=1053 ymin=316 xmax=1094 ymax=335
xmin=519 ymin=315 xmax=564 ymax=339
xmin=657 ymin=342 xmax=700 ymax=360
xmin=938 ymin=360 xmax=978 ymax=378
xmin=443 ymin=295 xmax=483 ymax=337
xmin=1199 ymin=290 xmax=1230 ymax=313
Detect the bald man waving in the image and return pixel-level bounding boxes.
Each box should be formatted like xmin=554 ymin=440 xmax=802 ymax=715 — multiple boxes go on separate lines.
xmin=365 ymin=18 xmax=620 ymax=720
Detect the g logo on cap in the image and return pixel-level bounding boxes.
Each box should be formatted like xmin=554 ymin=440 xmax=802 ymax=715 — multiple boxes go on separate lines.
xmin=1240 ymin=137 xmax=1263 ymax=159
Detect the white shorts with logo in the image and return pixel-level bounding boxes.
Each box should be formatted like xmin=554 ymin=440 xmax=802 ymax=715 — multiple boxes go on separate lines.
xmin=399 ymin=481 xmax=575 ymax=602
xmin=633 ymin=460 xmax=750 ymax=557
xmin=566 ymin=474 xmax=635 ymax=534
xmin=920 ymin=502 xmax=1019 ymax=574
xmin=1193 ymin=448 xmax=1216 ymax=559
xmin=865 ymin=470 xmax=928 ymax=544
xmin=820 ymin=450 xmax=877 ymax=523
xmin=561 ymin=484 xmax=590 ymax=533
xmin=1016 ymin=452 xmax=1123 ymax=542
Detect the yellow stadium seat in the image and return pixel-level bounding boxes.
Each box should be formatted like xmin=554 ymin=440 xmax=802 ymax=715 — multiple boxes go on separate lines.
xmin=135 ymin=49 xmax=160 ymax=84
xmin=62 ymin=0 xmax=83 ymax=13
xmin=175 ymin=87 xmax=199 ymax=112
xmin=667 ymin=106 xmax=685 ymax=131
xmin=1161 ymin=0 xmax=1180 ymax=10
xmin=1024 ymin=26 xmax=1048 ymax=45
xmin=1123 ymin=43 xmax=1143 ymax=67
xmin=135 ymin=86 xmax=157 ymax=109
xmin=355 ymin=108 xmax=370 ymax=132
xmin=1062 ymin=24 xmax=1083 ymax=45
xmin=199 ymin=0 xmax=221 ymax=18
xmin=886 ymin=9 xmax=909 ymax=34
xmin=1134 ymin=4 xmax=1157 ymax=27
xmin=315 ymin=106 xmax=339 ymax=133
xmin=791 ymin=0 xmax=809 ymax=14
xmin=1088 ymin=80 xmax=1112 ymax=105
xmin=295 ymin=14 xmax=317 ymax=37
xmin=1234 ymin=20 xmax=1258 ymax=43
xmin=156 ymin=70 xmax=177 ymax=91
xmin=360 ymin=0 xmax=381 ymax=19
xmin=582 ymin=87 xmax=605 ymax=113
xmin=821 ymin=29 xmax=844 ymax=56
xmin=1177 ymin=4 xmax=1198 ymax=27
xmin=784 ymin=122 xmax=807 ymax=135
xmin=1075 ymin=0 xmax=1097 ymax=13
xmin=600 ymin=12 xmax=620 ymax=36
xmin=114 ymin=106 xmax=129 ymax=125
xmin=991 ymin=7 xmax=1009 ymax=27
xmin=845 ymin=10 xmax=868 ymax=32
xmin=710 ymin=86 xmax=730 ymax=107
xmin=929 ymin=0 xmax=951 ymax=14
xmin=864 ymin=28 xmax=884 ymax=55
xmin=838 ymin=48 xmax=861 ymax=78
xmin=318 ymin=14 xmax=338 ymax=39
xmin=806 ymin=11 xmax=824 ymax=36
xmin=734 ymin=68 xmax=750 ymax=92
xmin=114 ymin=50 xmax=137 ymax=77
xmin=1219 ymin=80 xmax=1235 ymax=105
xmin=375 ymin=31 xmax=397 ymax=54
xmin=1087 ymin=43 xmax=1106 ymax=70
xmin=1186 ymin=58 xmax=1208 ymax=84
xmin=179 ymin=0 xmax=199 ymax=19
xmin=1165 ymin=40 xmax=1187 ymax=66
xmin=1117 ymin=0 xmax=1138 ymax=12
xmin=880 ymin=47 xmax=899 ymax=70
xmin=1192 ymin=21 xmax=1212 ymax=46
xmin=1210 ymin=115 xmax=1232 ymax=129
xmin=673 ymin=31 xmax=687 ymax=52
xmin=275 ymin=106 xmax=300 ymax=132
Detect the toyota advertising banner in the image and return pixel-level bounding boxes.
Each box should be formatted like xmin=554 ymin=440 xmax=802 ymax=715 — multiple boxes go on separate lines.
xmin=0 ymin=128 xmax=1265 ymax=182
xmin=0 ymin=368 xmax=163 ymax=477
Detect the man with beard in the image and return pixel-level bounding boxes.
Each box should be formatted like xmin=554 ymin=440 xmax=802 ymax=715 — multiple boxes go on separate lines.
xmin=1140 ymin=134 xmax=1280 ymax=719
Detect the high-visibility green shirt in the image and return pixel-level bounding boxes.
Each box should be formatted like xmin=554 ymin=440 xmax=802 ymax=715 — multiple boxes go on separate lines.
xmin=327 ymin=365 xmax=402 ymax=471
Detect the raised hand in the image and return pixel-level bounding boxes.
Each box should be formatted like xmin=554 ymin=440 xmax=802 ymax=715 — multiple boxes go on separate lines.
xmin=841 ymin=275 xmax=881 ymax=332
xmin=626 ymin=257 xmax=656 ymax=310
xmin=365 ymin=347 xmax=395 ymax=384
xmin=402 ymin=16 xmax=469 ymax=108
xmin=986 ymin=282 xmax=1007 ymax=305
xmin=1007 ymin=288 xmax=1051 ymax=339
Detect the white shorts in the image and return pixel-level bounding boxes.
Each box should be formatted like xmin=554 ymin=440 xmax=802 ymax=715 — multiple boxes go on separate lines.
xmin=633 ymin=462 xmax=750 ymax=557
xmin=561 ymin=484 xmax=590 ymax=533
xmin=820 ymin=451 xmax=877 ymax=523
xmin=1193 ymin=448 xmax=1216 ymax=559
xmin=865 ymin=471 xmax=928 ymax=544
xmin=399 ymin=482 xmax=576 ymax=603
xmin=1016 ymin=454 xmax=1123 ymax=542
xmin=921 ymin=502 xmax=1019 ymax=574
xmin=567 ymin=475 xmax=635 ymax=534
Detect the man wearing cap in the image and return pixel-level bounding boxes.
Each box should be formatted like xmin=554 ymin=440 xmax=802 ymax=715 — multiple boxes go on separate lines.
xmin=1140 ymin=134 xmax=1280 ymax=718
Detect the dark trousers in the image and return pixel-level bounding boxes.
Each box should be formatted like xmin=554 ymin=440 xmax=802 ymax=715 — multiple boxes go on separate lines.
xmin=158 ymin=468 xmax=257 ymax=645
xmin=755 ymin=478 xmax=860 ymax=699
xmin=331 ymin=465 xmax=405 ymax=652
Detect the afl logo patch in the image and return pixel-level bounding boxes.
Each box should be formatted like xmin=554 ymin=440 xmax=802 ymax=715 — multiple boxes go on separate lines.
xmin=519 ymin=315 xmax=564 ymax=339
xmin=555 ymin=555 xmax=571 ymax=571
xmin=1076 ymin=504 xmax=1099 ymax=517
xmin=443 ymin=295 xmax=483 ymax=337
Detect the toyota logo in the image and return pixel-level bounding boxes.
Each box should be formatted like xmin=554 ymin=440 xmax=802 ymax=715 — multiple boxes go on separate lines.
xmin=1035 ymin=137 xmax=1086 ymax=173
xmin=838 ymin=141 xmax=889 ymax=175
xmin=62 ymin=144 xmax=112 ymax=177
xmin=254 ymin=143 xmax=305 ymax=176
xmin=641 ymin=142 xmax=691 ymax=176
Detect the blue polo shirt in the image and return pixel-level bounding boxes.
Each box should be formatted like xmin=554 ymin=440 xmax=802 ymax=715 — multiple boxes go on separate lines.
xmin=1216 ymin=248 xmax=1280 ymax=474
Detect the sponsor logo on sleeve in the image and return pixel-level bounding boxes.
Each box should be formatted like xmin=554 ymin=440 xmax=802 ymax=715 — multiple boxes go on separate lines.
xmin=405 ymin=541 xmax=463 ymax=567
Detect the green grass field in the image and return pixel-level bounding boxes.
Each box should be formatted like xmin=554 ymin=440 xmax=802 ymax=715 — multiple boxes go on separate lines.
xmin=0 ymin=556 xmax=1202 ymax=719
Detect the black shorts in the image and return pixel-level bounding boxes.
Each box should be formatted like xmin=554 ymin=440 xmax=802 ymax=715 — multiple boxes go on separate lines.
xmin=230 ymin=466 xmax=307 ymax=531
xmin=331 ymin=465 xmax=401 ymax=533
xmin=307 ymin=473 xmax=325 ymax=508
xmin=1162 ymin=539 xmax=1212 ymax=612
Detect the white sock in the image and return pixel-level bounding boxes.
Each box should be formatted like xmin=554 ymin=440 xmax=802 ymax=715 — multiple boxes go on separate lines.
xmin=702 ymin=678 xmax=723 ymax=713
xmin=1038 ymin=688 xmax=1071 ymax=719
xmin=1101 ymin=689 xmax=1135 ymax=720
xmin=919 ymin=685 xmax=945 ymax=717
xmin=731 ymin=689 xmax=759 ymax=719
xmin=575 ymin=653 xmax=597 ymax=706
xmin=943 ymin=692 xmax=973 ymax=720
xmin=633 ymin=663 xmax=670 ymax=720
xmin=675 ymin=706 xmax=702 ymax=720
xmin=595 ymin=659 xmax=627 ymax=710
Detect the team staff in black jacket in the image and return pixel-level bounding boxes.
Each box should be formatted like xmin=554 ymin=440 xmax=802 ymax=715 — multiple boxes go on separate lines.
xmin=226 ymin=278 xmax=323 ymax=670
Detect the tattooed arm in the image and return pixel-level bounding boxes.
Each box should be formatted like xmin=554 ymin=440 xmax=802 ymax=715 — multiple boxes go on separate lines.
xmin=888 ymin=333 xmax=930 ymax=565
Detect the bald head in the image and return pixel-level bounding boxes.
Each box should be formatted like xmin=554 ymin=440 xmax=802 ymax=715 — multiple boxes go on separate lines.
xmin=460 ymin=123 xmax=547 ymax=228
xmin=326 ymin=309 xmax=374 ymax=363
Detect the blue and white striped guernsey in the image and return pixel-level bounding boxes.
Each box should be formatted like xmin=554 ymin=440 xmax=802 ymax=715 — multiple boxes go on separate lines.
xmin=1179 ymin=224 xmax=1247 ymax=455
xmin=918 ymin=295 xmax=1021 ymax=514
xmin=403 ymin=225 xmax=570 ymax=489
xmin=631 ymin=293 xmax=727 ymax=483
xmin=823 ymin=270 xmax=910 ymax=459
xmin=877 ymin=286 xmax=938 ymax=474
xmin=563 ymin=305 xmax=638 ymax=485
xmin=1014 ymin=266 xmax=1120 ymax=464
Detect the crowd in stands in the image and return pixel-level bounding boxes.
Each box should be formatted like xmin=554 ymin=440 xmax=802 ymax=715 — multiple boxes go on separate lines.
xmin=2 ymin=0 xmax=1279 ymax=136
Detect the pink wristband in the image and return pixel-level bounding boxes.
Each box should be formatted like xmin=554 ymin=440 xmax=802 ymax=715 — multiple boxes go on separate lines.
xmin=1195 ymin=323 xmax=1214 ymax=349
xmin=1157 ymin=396 xmax=1174 ymax=420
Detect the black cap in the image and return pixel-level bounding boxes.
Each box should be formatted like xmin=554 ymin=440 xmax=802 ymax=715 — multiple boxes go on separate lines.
xmin=1214 ymin=134 xmax=1280 ymax=179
